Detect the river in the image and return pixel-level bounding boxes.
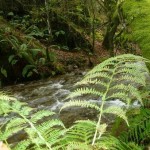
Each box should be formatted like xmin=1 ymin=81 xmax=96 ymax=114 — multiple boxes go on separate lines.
xmin=2 ymin=70 xmax=127 ymax=127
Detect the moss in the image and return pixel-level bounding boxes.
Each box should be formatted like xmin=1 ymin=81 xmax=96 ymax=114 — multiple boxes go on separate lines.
xmin=123 ymin=0 xmax=150 ymax=64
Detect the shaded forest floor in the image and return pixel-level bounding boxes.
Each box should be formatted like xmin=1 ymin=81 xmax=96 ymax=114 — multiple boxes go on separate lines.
xmin=0 ymin=16 xmax=131 ymax=85
xmin=49 ymin=41 xmax=109 ymax=73
xmin=0 ymin=16 xmax=109 ymax=71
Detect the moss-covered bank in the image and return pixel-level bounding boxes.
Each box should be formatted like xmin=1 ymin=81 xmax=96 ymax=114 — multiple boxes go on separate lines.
xmin=123 ymin=0 xmax=150 ymax=66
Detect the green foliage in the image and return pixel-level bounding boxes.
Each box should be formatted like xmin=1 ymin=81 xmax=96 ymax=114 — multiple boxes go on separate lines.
xmin=120 ymin=108 xmax=150 ymax=145
xmin=123 ymin=0 xmax=150 ymax=64
xmin=62 ymin=54 xmax=149 ymax=145
xmin=0 ymin=54 xmax=150 ymax=149
xmin=1 ymin=67 xmax=7 ymax=78
xmin=0 ymin=92 xmax=65 ymax=150
xmin=0 ymin=21 xmax=57 ymax=80
xmin=22 ymin=65 xmax=38 ymax=77
xmin=8 ymin=55 xmax=18 ymax=65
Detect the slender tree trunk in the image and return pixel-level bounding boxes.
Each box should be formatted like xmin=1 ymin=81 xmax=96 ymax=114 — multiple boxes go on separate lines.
xmin=102 ymin=11 xmax=120 ymax=56
xmin=91 ymin=0 xmax=96 ymax=53
xmin=46 ymin=47 xmax=50 ymax=62
xmin=102 ymin=0 xmax=124 ymax=56
xmin=45 ymin=0 xmax=52 ymax=37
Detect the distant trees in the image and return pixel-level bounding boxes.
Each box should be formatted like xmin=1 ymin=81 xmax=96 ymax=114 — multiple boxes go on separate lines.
xmin=96 ymin=0 xmax=125 ymax=56
xmin=1 ymin=0 xmax=147 ymax=57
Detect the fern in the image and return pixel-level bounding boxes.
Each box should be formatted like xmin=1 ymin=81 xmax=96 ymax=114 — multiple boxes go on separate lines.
xmin=61 ymin=54 xmax=149 ymax=145
xmin=0 ymin=54 xmax=149 ymax=149
xmin=0 ymin=92 xmax=66 ymax=150
xmin=120 ymin=108 xmax=150 ymax=145
xmin=96 ymin=135 xmax=143 ymax=150
xmin=59 ymin=120 xmax=96 ymax=149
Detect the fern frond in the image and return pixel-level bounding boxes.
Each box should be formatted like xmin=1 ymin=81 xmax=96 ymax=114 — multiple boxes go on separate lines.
xmin=0 ymin=100 xmax=11 ymax=114
xmin=96 ymin=135 xmax=143 ymax=150
xmin=68 ymin=87 xmax=103 ymax=99
xmin=62 ymin=54 xmax=149 ymax=145
xmin=95 ymin=135 xmax=127 ymax=150
xmin=81 ymin=71 xmax=112 ymax=81
xmin=114 ymin=75 xmax=146 ymax=86
xmin=47 ymin=129 xmax=66 ymax=146
xmin=37 ymin=119 xmax=65 ymax=132
xmin=13 ymin=140 xmax=30 ymax=150
xmin=106 ymin=92 xmax=128 ymax=101
xmin=0 ymin=92 xmax=17 ymax=114
xmin=0 ymin=92 xmax=66 ymax=150
xmin=120 ymin=108 xmax=150 ymax=144
xmin=66 ymin=142 xmax=92 ymax=150
xmin=60 ymin=100 xmax=99 ymax=111
xmin=115 ymin=66 xmax=147 ymax=76
xmin=127 ymin=142 xmax=143 ymax=150
xmin=107 ymin=86 xmax=142 ymax=105
xmin=0 ymin=92 xmax=16 ymax=101
xmin=5 ymin=118 xmax=26 ymax=130
xmin=77 ymin=78 xmax=108 ymax=87
xmin=85 ymin=58 xmax=117 ymax=75
xmin=31 ymin=110 xmax=55 ymax=123
xmin=104 ymin=106 xmax=128 ymax=125
xmin=63 ymin=120 xmax=96 ymax=145
xmin=0 ymin=126 xmax=24 ymax=141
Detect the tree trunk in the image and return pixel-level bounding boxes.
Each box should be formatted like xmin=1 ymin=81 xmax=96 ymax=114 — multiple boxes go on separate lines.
xmin=91 ymin=0 xmax=96 ymax=53
xmin=45 ymin=0 xmax=52 ymax=37
xmin=102 ymin=14 xmax=120 ymax=56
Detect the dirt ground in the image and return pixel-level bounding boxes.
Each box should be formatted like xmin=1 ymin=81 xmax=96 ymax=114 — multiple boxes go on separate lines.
xmin=49 ymin=41 xmax=109 ymax=73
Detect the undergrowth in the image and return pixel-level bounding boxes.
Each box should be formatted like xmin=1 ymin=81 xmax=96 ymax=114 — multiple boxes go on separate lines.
xmin=0 ymin=54 xmax=150 ymax=149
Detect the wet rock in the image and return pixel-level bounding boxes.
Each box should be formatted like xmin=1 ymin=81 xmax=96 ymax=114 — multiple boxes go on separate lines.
xmin=74 ymin=69 xmax=83 ymax=75
xmin=66 ymin=65 xmax=74 ymax=72
xmin=73 ymin=65 xmax=78 ymax=69
xmin=59 ymin=108 xmax=98 ymax=127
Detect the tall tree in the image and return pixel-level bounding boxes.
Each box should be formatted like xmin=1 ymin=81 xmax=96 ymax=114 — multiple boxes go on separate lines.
xmin=97 ymin=0 xmax=124 ymax=56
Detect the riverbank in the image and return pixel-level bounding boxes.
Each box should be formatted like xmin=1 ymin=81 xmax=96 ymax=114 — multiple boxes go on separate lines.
xmin=0 ymin=16 xmax=111 ymax=86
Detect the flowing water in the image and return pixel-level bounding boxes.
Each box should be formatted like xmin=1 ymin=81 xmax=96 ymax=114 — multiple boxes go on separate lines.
xmin=3 ymin=72 xmax=87 ymax=109
xmin=1 ymin=69 xmax=145 ymax=144
xmin=2 ymin=71 xmax=97 ymax=125
xmin=2 ymin=71 xmax=127 ymax=127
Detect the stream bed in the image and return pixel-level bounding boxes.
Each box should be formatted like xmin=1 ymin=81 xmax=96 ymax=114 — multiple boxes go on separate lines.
xmin=2 ymin=71 xmax=126 ymax=127
xmin=1 ymin=70 xmax=142 ymax=144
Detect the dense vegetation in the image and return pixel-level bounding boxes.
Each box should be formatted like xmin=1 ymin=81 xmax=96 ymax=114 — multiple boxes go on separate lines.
xmin=123 ymin=0 xmax=150 ymax=64
xmin=0 ymin=0 xmax=150 ymax=149
xmin=0 ymin=0 xmax=101 ymax=85
xmin=1 ymin=54 xmax=150 ymax=149
xmin=1 ymin=0 xmax=149 ymax=85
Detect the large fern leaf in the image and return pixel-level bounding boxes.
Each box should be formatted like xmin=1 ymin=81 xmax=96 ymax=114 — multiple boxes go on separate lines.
xmin=0 ymin=92 xmax=66 ymax=150
xmin=61 ymin=54 xmax=149 ymax=145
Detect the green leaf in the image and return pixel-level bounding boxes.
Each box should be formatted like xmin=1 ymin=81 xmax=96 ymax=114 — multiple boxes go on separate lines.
xmin=7 ymin=12 xmax=14 ymax=16
xmin=33 ymin=69 xmax=38 ymax=74
xmin=55 ymin=30 xmax=65 ymax=37
xmin=61 ymin=100 xmax=99 ymax=112
xmin=1 ymin=67 xmax=7 ymax=78
xmin=39 ymin=58 xmax=46 ymax=65
xmin=20 ymin=44 xmax=28 ymax=51
xmin=8 ymin=55 xmax=15 ymax=63
xmin=51 ymin=71 xmax=56 ymax=76
xmin=11 ymin=59 xmax=18 ymax=65
xmin=22 ymin=65 xmax=35 ymax=77
xmin=104 ymin=106 xmax=128 ymax=125
xmin=27 ymin=71 xmax=33 ymax=77
xmin=30 ymin=49 xmax=43 ymax=57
